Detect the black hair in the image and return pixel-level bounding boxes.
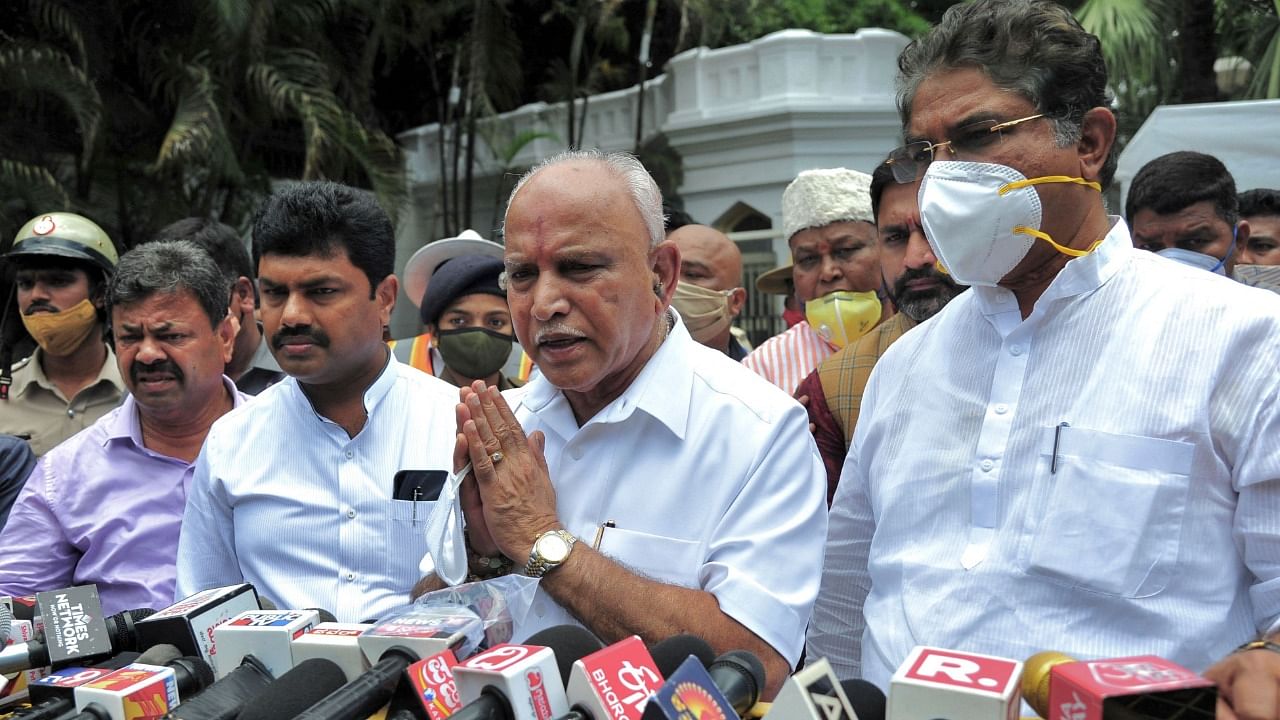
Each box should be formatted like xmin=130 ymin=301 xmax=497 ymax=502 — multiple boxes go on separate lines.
xmin=1239 ymin=188 xmax=1280 ymax=219
xmin=251 ymin=181 xmax=394 ymax=295
xmin=107 ymin=241 xmax=231 ymax=329
xmin=153 ymin=217 xmax=251 ymax=285
xmin=1125 ymin=151 xmax=1238 ymax=226
xmin=897 ymin=0 xmax=1117 ymax=188
xmin=870 ymin=160 xmax=897 ymax=223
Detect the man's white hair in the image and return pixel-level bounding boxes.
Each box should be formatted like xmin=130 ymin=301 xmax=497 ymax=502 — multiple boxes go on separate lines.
xmin=504 ymin=149 xmax=665 ymax=249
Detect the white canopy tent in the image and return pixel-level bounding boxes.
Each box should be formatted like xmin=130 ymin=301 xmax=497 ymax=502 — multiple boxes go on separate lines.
xmin=1114 ymin=99 xmax=1280 ymax=215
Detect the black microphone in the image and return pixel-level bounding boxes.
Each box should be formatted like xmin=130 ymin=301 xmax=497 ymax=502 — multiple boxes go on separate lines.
xmin=160 ymin=655 xmax=273 ymax=720
xmin=707 ymin=650 xmax=766 ymax=716
xmin=0 ymin=603 xmax=155 ymax=674
xmin=841 ymin=679 xmax=886 ymax=720
xmin=525 ymin=625 xmax=605 ymax=685
xmin=648 ymin=635 xmax=715 ymax=678
xmin=233 ymin=658 xmax=348 ymax=720
xmin=292 ymin=645 xmax=419 ymax=720
xmin=136 ymin=585 xmax=261 ymax=664
xmin=18 ymin=653 xmax=146 ymax=720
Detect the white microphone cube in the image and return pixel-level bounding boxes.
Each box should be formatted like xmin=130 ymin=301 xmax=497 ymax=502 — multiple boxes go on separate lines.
xmin=212 ymin=609 xmax=319 ymax=679
xmin=74 ymin=663 xmax=179 ymax=719
xmin=888 ymin=646 xmax=1023 ymax=720
xmin=136 ymin=584 xmax=259 ymax=664
xmin=358 ymin=607 xmax=483 ymax=665
xmin=291 ymin=622 xmax=373 ymax=682
xmin=454 ymin=644 xmax=570 ymax=720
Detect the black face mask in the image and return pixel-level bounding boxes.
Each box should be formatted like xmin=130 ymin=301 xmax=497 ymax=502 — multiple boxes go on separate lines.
xmin=436 ymin=327 xmax=513 ymax=380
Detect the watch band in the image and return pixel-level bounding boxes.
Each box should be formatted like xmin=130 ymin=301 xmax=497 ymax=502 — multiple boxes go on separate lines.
xmin=525 ymin=529 xmax=577 ymax=578
xmin=1234 ymin=639 xmax=1280 ymax=656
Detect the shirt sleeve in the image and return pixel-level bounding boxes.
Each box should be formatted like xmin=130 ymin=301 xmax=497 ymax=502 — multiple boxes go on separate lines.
xmin=0 ymin=459 xmax=78 ymax=596
xmin=806 ymin=381 xmax=879 ymax=681
xmin=700 ymin=401 xmax=828 ymax=669
xmin=1235 ymin=376 xmax=1280 ymax=637
xmin=175 ymin=437 xmax=243 ymax=600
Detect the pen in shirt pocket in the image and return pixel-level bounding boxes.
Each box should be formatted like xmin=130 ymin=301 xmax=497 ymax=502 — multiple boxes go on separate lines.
xmin=592 ymin=520 xmax=616 ymax=550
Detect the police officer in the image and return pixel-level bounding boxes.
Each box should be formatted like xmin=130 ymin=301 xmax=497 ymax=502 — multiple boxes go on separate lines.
xmin=0 ymin=212 xmax=124 ymax=456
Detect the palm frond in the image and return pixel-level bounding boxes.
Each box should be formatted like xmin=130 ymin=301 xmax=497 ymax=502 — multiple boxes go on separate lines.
xmin=0 ymin=159 xmax=72 ymax=213
xmin=1246 ymin=28 xmax=1280 ymax=97
xmin=1076 ymin=0 xmax=1176 ymax=116
xmin=151 ymin=63 xmax=244 ymax=183
xmin=28 ymin=0 xmax=88 ymax=70
xmin=0 ymin=46 xmax=101 ymax=177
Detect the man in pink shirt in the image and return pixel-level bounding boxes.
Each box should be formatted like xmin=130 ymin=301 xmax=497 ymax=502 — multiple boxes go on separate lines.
xmin=0 ymin=240 xmax=242 ymax=614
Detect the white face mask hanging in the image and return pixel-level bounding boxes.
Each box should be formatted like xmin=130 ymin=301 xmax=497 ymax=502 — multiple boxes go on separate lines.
xmin=420 ymin=462 xmax=471 ymax=586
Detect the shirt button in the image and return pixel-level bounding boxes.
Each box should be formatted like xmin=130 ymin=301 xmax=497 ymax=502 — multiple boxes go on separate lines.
xmin=346 ymin=509 xmax=356 ymax=519
xmin=570 ymin=447 xmax=584 ymax=460
xmin=345 ymin=450 xmax=354 ymax=459
xmin=994 ymin=404 xmax=1009 ymax=415
xmin=1010 ymin=345 xmax=1024 ymax=356
xmin=66 ymin=409 xmax=75 ymax=418
xmin=345 ymin=572 xmax=356 ymax=582
xmin=980 ymin=459 xmax=995 ymax=472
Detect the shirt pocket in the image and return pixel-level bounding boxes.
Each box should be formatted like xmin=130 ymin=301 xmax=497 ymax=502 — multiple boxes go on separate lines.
xmin=1023 ymin=426 xmax=1194 ymax=598
xmin=387 ymin=498 xmax=434 ymax=578
xmin=597 ymin=527 xmax=703 ymax=589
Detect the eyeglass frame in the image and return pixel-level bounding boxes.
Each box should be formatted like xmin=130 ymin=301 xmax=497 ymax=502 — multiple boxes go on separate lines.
xmin=886 ymin=113 xmax=1047 ymax=184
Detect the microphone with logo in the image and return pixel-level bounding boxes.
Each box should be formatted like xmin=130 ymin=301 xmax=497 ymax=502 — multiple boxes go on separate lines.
xmin=59 ymin=652 xmax=215 ymax=720
xmin=0 ymin=586 xmax=153 ymax=674
xmin=561 ymin=635 xmax=665 ymax=720
xmin=763 ymin=658 xmax=885 ymax=720
xmin=886 ymin=646 xmax=1023 ymax=720
xmin=1021 ymin=651 xmax=1216 ymax=720
xmin=642 ymin=648 xmax=765 ymax=720
xmin=135 ymin=585 xmax=262 ymax=666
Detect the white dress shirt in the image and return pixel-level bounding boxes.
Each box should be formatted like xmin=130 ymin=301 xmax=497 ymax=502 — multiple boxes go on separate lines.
xmin=176 ymin=355 xmax=458 ymax=622
xmin=807 ymin=219 xmax=1280 ymax=687
xmin=508 ymin=312 xmax=828 ymax=667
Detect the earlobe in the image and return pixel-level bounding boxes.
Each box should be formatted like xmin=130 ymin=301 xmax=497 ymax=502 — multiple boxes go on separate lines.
xmin=1077 ymin=107 xmax=1117 ymax=182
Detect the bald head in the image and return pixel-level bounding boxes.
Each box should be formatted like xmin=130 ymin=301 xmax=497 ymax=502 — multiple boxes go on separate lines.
xmin=669 ymin=224 xmax=743 ymax=292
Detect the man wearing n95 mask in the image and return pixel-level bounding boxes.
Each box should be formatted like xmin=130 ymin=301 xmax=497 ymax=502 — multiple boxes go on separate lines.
xmin=668 ymin=224 xmax=749 ymax=359
xmin=807 ymin=2 xmax=1280 ymax=718
xmin=743 ymin=169 xmax=888 ymax=395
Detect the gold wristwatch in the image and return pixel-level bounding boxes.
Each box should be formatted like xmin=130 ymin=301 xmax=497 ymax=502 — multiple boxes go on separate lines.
xmin=525 ymin=529 xmax=577 ymax=578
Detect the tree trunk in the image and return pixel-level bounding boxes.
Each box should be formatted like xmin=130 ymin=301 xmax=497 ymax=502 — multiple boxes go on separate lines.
xmin=1179 ymin=0 xmax=1218 ymax=102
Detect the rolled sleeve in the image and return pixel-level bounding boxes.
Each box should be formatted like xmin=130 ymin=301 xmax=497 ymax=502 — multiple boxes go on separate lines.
xmin=701 ymin=402 xmax=827 ymax=668
xmin=0 ymin=460 xmax=78 ymax=596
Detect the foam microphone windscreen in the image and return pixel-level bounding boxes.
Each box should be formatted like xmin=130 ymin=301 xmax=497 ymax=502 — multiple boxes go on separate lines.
xmin=708 ymin=650 xmax=766 ymax=714
xmin=649 ymin=635 xmax=715 ymax=678
xmin=106 ymin=608 xmax=157 ymax=652
xmin=136 ymin=643 xmax=183 ymax=665
xmin=234 ymin=658 xmax=348 ymax=720
xmin=841 ymin=679 xmax=886 ymax=720
xmin=525 ymin=625 xmax=605 ymax=685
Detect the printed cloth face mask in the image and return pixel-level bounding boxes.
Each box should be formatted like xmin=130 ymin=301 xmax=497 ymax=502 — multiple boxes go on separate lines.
xmin=918 ymin=160 xmax=1103 ymax=287
xmin=804 ymin=290 xmax=881 ymax=349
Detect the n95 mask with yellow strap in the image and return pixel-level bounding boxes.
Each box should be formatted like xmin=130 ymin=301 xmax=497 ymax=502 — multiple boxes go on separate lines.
xmin=805 ymin=290 xmax=881 ymax=349
xmin=918 ymin=161 xmax=1102 ymax=287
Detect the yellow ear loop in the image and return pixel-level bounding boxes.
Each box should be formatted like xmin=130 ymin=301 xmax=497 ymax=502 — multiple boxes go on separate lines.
xmin=933 ymin=175 xmax=1105 ymax=272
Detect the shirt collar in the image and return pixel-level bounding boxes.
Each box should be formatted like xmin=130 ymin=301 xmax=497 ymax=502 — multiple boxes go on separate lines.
xmin=106 ymin=375 xmax=242 ymax=450
xmin=973 ymin=216 xmax=1130 ymax=314
xmin=13 ymin=344 xmax=126 ymax=399
xmin=519 ymin=309 xmax=692 ymax=440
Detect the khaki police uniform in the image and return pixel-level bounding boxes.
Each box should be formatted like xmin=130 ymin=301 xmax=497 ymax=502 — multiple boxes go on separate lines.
xmin=0 ymin=346 xmax=126 ymax=457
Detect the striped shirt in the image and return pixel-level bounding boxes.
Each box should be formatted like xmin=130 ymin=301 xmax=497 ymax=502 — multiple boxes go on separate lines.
xmin=808 ymin=218 xmax=1280 ymax=687
xmin=742 ymin=321 xmax=837 ymax=395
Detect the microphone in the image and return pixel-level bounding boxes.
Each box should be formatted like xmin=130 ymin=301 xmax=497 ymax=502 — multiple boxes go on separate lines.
xmin=232 ymin=658 xmax=348 ymax=720
xmin=840 ymin=679 xmax=886 ymax=720
xmin=763 ymin=657 xmax=861 ymax=720
xmin=290 ymin=622 xmax=374 ymax=682
xmin=0 ymin=587 xmax=120 ymax=674
xmin=641 ymin=655 xmax=737 ymax=720
xmin=525 ymin=625 xmax=605 ymax=686
xmin=291 ymin=644 xmax=421 ymax=720
xmin=211 ymin=609 xmax=320 ymax=678
xmin=887 ymin=646 xmax=1023 ymax=720
xmin=451 ymin=643 xmax=574 ymax=720
xmin=647 ymin=636 xmax=714 ymax=679
xmin=68 ymin=655 xmax=216 ymax=720
xmin=1022 ymin=651 xmax=1217 ymax=719
xmin=21 ymin=653 xmax=147 ymax=720
xmin=564 ymin=636 xmax=664 ymax=720
xmin=159 ymin=655 xmax=273 ymax=720
xmin=136 ymin=585 xmax=261 ymax=664
xmin=706 ymin=650 xmax=766 ymax=716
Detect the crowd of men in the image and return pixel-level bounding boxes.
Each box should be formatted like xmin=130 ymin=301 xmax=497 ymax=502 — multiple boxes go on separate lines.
xmin=1 ymin=0 xmax=1279 ymax=717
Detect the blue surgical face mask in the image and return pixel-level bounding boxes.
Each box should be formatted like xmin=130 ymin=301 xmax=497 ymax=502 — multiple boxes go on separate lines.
xmin=1156 ymin=224 xmax=1237 ymax=275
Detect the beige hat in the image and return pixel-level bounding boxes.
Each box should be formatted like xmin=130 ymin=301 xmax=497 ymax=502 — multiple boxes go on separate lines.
xmin=755 ymin=264 xmax=794 ymax=295
xmin=402 ymin=229 xmax=504 ymax=309
xmin=781 ymin=168 xmax=874 ymax=241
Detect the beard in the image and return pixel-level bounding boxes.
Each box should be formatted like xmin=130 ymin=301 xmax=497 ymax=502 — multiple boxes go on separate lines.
xmin=891 ymin=266 xmax=966 ymax=323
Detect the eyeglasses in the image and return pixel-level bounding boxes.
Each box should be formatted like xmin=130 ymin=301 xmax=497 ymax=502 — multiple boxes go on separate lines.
xmin=886 ymin=114 xmax=1046 ymax=183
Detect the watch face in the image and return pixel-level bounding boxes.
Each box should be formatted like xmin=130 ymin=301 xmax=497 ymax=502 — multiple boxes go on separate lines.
xmin=537 ymin=533 xmax=571 ymax=563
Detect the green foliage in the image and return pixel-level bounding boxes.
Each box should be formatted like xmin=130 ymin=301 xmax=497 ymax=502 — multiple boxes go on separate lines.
xmin=675 ymin=0 xmax=932 ymax=52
